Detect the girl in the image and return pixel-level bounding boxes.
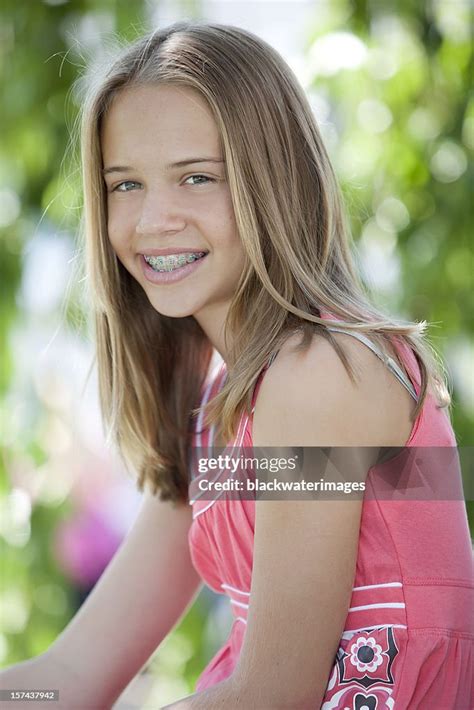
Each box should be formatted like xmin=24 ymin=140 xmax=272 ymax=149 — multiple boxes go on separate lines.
xmin=1 ymin=21 xmax=472 ymax=710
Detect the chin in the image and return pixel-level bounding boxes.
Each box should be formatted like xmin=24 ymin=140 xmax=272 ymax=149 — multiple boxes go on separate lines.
xmin=146 ymin=297 xmax=200 ymax=320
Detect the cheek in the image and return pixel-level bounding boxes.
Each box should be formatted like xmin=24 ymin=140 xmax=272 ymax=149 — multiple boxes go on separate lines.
xmin=106 ymin=209 xmax=132 ymax=254
xmin=213 ymin=203 xmax=241 ymax=250
xmin=211 ymin=227 xmax=244 ymax=262
xmin=226 ymin=225 xmax=245 ymax=258
xmin=210 ymin=188 xmax=239 ymax=243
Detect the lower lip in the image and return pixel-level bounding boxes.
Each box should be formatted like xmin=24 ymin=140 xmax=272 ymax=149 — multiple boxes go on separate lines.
xmin=140 ymin=254 xmax=208 ymax=284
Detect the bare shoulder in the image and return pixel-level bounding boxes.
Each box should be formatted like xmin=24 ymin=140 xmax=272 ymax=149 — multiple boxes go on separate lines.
xmin=253 ymin=329 xmax=415 ymax=447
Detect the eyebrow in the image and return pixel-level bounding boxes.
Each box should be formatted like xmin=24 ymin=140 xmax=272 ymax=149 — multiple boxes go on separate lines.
xmin=101 ymin=157 xmax=225 ymax=176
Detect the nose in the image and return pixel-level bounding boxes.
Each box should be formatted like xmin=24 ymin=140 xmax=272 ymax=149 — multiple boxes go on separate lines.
xmin=135 ymin=189 xmax=187 ymax=236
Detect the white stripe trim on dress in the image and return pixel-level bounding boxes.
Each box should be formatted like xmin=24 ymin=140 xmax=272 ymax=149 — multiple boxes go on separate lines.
xmin=195 ymin=378 xmax=214 ymax=451
xmin=191 ymin=407 xmax=250 ymax=513
xmin=221 ymin=583 xmax=251 ymax=596
xmin=188 ymin=377 xmax=215 ymax=478
xmin=341 ymin=624 xmax=407 ymax=639
xmin=207 ymin=423 xmax=216 ymax=455
xmin=191 ymin=496 xmax=219 ymax=517
xmin=194 ymin=364 xmax=227 ymax=452
xmin=190 ymin=407 xmax=246 ymax=503
xmin=192 ymin=354 xmax=278 ymax=507
xmin=230 ymin=599 xmax=249 ymax=610
xmin=352 ymin=582 xmax=403 ymax=591
xmin=349 ymin=602 xmax=405 ymax=612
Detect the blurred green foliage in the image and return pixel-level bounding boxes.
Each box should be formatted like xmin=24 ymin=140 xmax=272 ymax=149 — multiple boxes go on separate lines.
xmin=304 ymin=0 xmax=473 ymax=528
xmin=0 ymin=3 xmax=211 ymax=702
xmin=0 ymin=0 xmax=472 ymax=703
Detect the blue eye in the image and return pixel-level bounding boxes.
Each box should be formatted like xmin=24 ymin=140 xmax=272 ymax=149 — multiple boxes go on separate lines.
xmin=110 ymin=176 xmax=214 ymax=191
xmin=184 ymin=175 xmax=215 ymax=186
xmin=112 ymin=181 xmax=141 ymax=192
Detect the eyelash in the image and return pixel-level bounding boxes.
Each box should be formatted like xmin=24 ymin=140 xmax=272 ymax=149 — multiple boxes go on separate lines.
xmin=110 ymin=175 xmax=216 ymax=192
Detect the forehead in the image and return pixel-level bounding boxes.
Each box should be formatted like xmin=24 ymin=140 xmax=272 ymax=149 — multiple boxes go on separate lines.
xmin=101 ymin=84 xmax=221 ymax=161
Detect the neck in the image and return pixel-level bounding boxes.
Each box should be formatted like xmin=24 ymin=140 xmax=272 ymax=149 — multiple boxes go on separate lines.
xmin=193 ymin=303 xmax=234 ymax=365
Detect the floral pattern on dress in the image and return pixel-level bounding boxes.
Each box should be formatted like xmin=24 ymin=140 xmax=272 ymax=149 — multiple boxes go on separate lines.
xmin=336 ymin=627 xmax=399 ymax=689
xmin=321 ymin=683 xmax=395 ymax=710
xmin=349 ymin=635 xmax=384 ymax=673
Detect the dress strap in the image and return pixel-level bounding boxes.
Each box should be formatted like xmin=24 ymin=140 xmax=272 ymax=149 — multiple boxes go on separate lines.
xmin=325 ymin=326 xmax=418 ymax=402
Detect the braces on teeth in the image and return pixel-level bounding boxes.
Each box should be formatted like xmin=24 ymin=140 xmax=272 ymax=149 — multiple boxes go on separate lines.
xmin=144 ymin=252 xmax=206 ymax=272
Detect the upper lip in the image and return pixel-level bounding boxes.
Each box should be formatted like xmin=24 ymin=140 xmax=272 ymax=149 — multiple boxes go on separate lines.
xmin=140 ymin=248 xmax=208 ymax=256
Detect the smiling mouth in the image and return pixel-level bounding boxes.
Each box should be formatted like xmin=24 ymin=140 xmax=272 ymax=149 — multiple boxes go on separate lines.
xmin=143 ymin=252 xmax=208 ymax=272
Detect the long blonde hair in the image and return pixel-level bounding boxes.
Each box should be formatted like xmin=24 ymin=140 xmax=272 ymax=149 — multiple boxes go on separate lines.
xmin=77 ymin=21 xmax=450 ymax=504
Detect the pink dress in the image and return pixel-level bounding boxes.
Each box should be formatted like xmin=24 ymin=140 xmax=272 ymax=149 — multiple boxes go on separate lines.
xmin=187 ymin=325 xmax=473 ymax=709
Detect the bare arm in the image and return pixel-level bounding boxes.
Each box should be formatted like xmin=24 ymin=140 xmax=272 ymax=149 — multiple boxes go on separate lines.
xmin=160 ymin=333 xmax=414 ymax=709
xmin=1 ymin=492 xmax=202 ymax=709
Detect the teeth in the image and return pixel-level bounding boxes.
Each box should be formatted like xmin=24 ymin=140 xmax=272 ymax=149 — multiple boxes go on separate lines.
xmin=144 ymin=252 xmax=206 ymax=272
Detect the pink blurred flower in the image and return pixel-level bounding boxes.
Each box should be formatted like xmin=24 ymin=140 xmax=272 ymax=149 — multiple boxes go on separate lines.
xmin=53 ymin=507 xmax=122 ymax=588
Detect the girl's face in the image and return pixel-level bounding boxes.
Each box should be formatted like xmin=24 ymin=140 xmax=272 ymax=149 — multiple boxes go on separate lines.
xmin=101 ymin=84 xmax=246 ymax=339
